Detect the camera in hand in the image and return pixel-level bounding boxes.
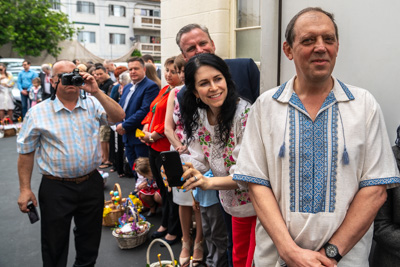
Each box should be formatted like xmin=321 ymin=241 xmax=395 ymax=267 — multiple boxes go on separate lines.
xmin=61 ymin=68 xmax=84 ymax=86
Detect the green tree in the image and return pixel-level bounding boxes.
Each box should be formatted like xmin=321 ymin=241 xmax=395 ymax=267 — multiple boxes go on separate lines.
xmin=131 ymin=49 xmax=142 ymax=57
xmin=0 ymin=0 xmax=76 ymax=57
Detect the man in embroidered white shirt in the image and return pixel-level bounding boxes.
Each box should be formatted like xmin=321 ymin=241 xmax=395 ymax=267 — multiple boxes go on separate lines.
xmin=233 ymin=7 xmax=400 ymax=267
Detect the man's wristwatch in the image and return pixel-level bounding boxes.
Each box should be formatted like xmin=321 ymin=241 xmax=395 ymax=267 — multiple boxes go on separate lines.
xmin=324 ymin=242 xmax=342 ymax=263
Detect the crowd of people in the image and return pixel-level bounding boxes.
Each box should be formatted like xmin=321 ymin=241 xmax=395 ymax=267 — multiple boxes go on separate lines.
xmin=14 ymin=6 xmax=400 ymax=267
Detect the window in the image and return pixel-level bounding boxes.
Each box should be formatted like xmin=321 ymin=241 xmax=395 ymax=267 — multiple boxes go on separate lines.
xmin=135 ymin=8 xmax=160 ymax=17
xmin=77 ymin=1 xmax=95 ymax=14
xmin=235 ymin=0 xmax=261 ymax=61
xmin=150 ymin=36 xmax=160 ymax=44
xmin=110 ymin=33 xmax=126 ymax=45
xmin=135 ymin=35 xmax=160 ymax=44
xmin=50 ymin=0 xmax=61 ymax=10
xmin=153 ymin=10 xmax=160 ymax=17
xmin=109 ymin=5 xmax=126 ymax=17
xmin=78 ymin=31 xmax=96 ymax=43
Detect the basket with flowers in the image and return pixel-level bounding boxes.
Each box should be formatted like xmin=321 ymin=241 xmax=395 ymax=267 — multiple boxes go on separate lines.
xmin=102 ymin=183 xmax=125 ymax=226
xmin=112 ymin=198 xmax=151 ymax=249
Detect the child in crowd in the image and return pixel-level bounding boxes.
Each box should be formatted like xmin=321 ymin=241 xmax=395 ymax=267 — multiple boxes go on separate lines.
xmin=29 ymin=77 xmax=43 ymax=107
xmin=134 ymin=157 xmax=162 ymax=217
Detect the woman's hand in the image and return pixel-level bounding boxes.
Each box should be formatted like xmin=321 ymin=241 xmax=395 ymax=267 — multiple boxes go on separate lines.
xmin=176 ymin=145 xmax=188 ymax=154
xmin=181 ymin=162 xmax=211 ymax=191
xmin=139 ymin=130 xmax=153 ymax=144
xmin=193 ymin=200 xmax=200 ymax=211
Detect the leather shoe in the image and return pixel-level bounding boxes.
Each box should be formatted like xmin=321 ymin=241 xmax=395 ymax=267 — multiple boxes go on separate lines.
xmin=160 ymin=236 xmax=179 ymax=247
xmin=151 ymin=229 xmax=168 ymax=239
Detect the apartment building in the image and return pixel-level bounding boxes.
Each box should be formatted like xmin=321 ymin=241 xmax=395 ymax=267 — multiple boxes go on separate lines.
xmin=51 ymin=0 xmax=161 ymax=60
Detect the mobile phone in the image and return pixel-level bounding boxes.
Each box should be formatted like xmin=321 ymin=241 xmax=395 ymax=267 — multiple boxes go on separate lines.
xmin=27 ymin=203 xmax=39 ymax=224
xmin=160 ymin=151 xmax=184 ymax=187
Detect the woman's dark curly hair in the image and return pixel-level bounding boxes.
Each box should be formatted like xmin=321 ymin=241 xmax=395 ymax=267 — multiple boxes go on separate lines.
xmin=182 ymin=53 xmax=239 ymax=147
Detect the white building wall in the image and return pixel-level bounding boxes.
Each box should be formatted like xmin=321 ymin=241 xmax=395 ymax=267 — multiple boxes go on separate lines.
xmin=61 ymin=0 xmax=137 ymax=59
xmin=261 ymin=0 xmax=400 ymax=142
xmin=161 ymin=0 xmax=231 ymax=66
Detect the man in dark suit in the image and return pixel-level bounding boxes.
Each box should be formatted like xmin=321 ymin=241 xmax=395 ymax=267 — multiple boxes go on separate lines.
xmin=115 ymin=57 xmax=159 ymax=171
xmin=175 ymin=24 xmax=260 ymax=105
xmin=39 ymin=64 xmax=53 ymax=100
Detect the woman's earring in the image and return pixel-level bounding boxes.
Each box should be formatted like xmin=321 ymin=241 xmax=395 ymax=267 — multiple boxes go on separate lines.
xmin=196 ymin=98 xmax=200 ymax=104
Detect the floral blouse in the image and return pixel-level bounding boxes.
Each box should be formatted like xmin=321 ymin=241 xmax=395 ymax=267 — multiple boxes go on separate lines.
xmin=173 ymin=87 xmax=186 ymax=144
xmin=187 ymin=98 xmax=255 ymax=217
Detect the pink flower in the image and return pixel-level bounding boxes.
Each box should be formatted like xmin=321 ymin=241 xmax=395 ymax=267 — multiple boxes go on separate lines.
xmin=229 ymin=155 xmax=235 ymax=162
xmin=177 ymin=133 xmax=183 ymax=141
xmin=205 ymin=135 xmax=211 ymax=142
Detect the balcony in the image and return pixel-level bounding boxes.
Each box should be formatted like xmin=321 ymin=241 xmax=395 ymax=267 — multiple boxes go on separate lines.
xmin=133 ymin=16 xmax=161 ymax=30
xmin=138 ymin=42 xmax=161 ymax=56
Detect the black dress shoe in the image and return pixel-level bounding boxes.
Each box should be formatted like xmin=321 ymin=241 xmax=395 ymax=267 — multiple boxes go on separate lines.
xmin=151 ymin=229 xmax=168 ymax=239
xmin=160 ymin=236 xmax=179 ymax=247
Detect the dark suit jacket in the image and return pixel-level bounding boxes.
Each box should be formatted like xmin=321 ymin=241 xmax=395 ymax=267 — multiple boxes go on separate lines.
xmin=118 ymin=77 xmax=159 ymax=146
xmin=39 ymin=72 xmax=54 ymax=100
xmin=371 ymin=146 xmax=400 ymax=266
xmin=177 ymin=58 xmax=260 ymax=105
xmin=224 ymin=58 xmax=260 ymax=103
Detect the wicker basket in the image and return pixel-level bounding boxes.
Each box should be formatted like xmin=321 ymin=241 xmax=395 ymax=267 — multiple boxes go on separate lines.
xmin=0 ymin=125 xmax=17 ymax=138
xmin=146 ymin=238 xmax=177 ymax=267
xmin=112 ymin=206 xmax=150 ymax=249
xmin=102 ymin=183 xmax=124 ymax=226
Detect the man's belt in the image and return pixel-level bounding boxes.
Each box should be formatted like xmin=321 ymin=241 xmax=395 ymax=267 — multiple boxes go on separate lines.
xmin=43 ymin=170 xmax=97 ymax=184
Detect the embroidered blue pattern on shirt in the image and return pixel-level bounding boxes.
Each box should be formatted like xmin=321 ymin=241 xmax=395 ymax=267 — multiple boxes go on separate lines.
xmin=330 ymin=103 xmax=339 ymax=212
xmin=289 ymin=106 xmax=296 ymax=211
xmin=289 ymin=92 xmax=307 ymax=114
xmin=272 ymin=82 xmax=287 ymax=100
xmin=320 ymin=91 xmax=336 ymax=110
xmin=233 ymin=174 xmax=271 ymax=188
xmin=359 ymin=177 xmax=400 ymax=188
xmin=337 ymin=80 xmax=355 ymax=100
xmin=289 ymin=93 xmax=338 ymax=213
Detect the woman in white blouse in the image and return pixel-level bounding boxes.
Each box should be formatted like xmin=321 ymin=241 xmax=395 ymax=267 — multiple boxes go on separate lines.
xmin=180 ymin=53 xmax=256 ymax=267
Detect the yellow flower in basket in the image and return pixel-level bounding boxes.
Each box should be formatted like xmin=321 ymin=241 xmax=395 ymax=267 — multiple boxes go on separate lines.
xmin=135 ymin=128 xmax=145 ymax=138
xmin=128 ymin=193 xmax=143 ymax=213
xmin=103 ymin=206 xmax=112 ymax=217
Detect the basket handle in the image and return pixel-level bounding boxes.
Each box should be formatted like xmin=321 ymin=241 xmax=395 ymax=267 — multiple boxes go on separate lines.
xmin=146 ymin=238 xmax=176 ymax=266
xmin=114 ymin=183 xmax=122 ymax=197
xmin=125 ymin=196 xmax=134 ymax=207
xmin=118 ymin=206 xmax=138 ymax=226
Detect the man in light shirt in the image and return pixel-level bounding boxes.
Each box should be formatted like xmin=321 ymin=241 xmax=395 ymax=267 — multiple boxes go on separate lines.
xmin=17 ymin=60 xmax=125 ymax=267
xmin=17 ymin=60 xmax=38 ymax=119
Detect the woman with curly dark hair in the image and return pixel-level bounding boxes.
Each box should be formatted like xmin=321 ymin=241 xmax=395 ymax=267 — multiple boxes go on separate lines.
xmin=180 ymin=53 xmax=256 ymax=267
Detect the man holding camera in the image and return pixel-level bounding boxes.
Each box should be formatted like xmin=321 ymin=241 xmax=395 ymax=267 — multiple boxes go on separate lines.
xmin=16 ymin=60 xmax=125 ymax=267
